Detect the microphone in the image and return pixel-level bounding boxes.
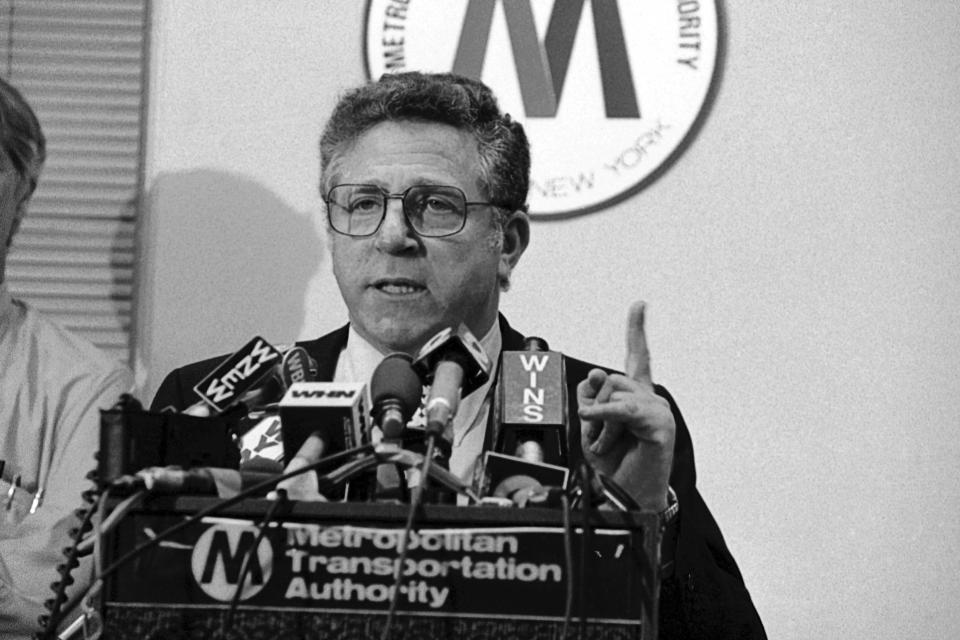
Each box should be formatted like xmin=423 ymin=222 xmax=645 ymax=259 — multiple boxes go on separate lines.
xmin=279 ymin=345 xmax=318 ymax=388
xmin=230 ymin=344 xmax=321 ymax=465
xmin=369 ymin=353 xmax=422 ymax=441
xmin=277 ymin=381 xmax=368 ymax=499
xmin=495 ymin=336 xmax=568 ymax=467
xmin=482 ymin=450 xmax=569 ymax=507
xmin=222 ymin=344 xmax=319 ymax=414
xmin=412 ymin=324 xmax=492 ymax=442
xmin=368 ymin=353 xmax=423 ymax=500
xmin=482 ymin=336 xmax=570 ymax=506
xmin=232 ymin=344 xmax=319 ymax=413
xmin=176 ymin=343 xmax=319 ymax=472
xmin=232 ymin=370 xmax=284 ymax=413
xmin=124 ymin=466 xmax=276 ymax=498
xmin=188 ymin=336 xmax=283 ymax=414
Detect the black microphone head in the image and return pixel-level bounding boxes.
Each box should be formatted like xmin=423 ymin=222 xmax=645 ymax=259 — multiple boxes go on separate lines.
xmin=412 ymin=324 xmax=491 ymax=395
xmin=523 ymin=336 xmax=549 ymax=351
xmin=236 ymin=367 xmax=284 ymax=409
xmin=370 ymin=352 xmax=422 ymax=420
xmin=280 ymin=345 xmax=317 ymax=387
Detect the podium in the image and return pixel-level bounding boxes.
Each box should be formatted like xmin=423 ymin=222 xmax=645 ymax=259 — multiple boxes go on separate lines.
xmin=100 ymin=497 xmax=661 ymax=639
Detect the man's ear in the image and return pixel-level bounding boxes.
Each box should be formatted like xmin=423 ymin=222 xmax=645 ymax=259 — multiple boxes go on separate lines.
xmin=498 ymin=209 xmax=530 ymax=285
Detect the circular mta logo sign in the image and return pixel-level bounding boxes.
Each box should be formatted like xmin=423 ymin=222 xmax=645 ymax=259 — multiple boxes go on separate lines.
xmin=365 ymin=0 xmax=720 ymax=219
xmin=190 ymin=522 xmax=274 ymax=602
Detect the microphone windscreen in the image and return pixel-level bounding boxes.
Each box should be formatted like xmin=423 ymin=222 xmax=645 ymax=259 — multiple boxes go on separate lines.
xmin=370 ymin=352 xmax=422 ymax=418
xmin=280 ymin=345 xmax=317 ymax=387
xmin=412 ymin=324 xmax=491 ymax=396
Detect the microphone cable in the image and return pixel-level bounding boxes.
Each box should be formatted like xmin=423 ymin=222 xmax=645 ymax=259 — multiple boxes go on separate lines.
xmin=559 ymin=490 xmax=574 ymax=640
xmin=379 ymin=435 xmax=437 ymax=640
xmin=566 ymin=465 xmax=646 ymax=640
xmin=577 ymin=461 xmax=595 ymax=640
xmin=221 ymin=489 xmax=289 ymax=634
xmin=75 ymin=490 xmax=147 ymax=556
xmin=37 ymin=495 xmax=99 ymax=639
xmin=43 ymin=441 xmax=375 ymax=634
xmin=37 ymin=460 xmax=106 ymax=640
xmin=48 ymin=488 xmax=148 ymax=640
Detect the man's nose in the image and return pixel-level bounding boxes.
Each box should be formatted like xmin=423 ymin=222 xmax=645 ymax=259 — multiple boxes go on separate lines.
xmin=374 ymin=198 xmax=418 ymax=252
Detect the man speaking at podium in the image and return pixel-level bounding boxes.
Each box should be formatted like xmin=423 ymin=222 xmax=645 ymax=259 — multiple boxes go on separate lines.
xmin=152 ymin=72 xmax=765 ymax=638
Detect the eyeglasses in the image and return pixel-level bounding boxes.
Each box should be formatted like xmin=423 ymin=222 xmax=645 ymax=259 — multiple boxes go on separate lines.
xmin=324 ymin=184 xmax=504 ymax=238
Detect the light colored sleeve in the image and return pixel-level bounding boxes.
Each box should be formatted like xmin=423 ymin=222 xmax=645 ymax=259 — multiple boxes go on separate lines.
xmin=0 ymin=364 xmax=133 ymax=638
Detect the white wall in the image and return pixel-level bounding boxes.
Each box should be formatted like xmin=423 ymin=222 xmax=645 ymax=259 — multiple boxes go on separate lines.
xmin=139 ymin=2 xmax=960 ymax=637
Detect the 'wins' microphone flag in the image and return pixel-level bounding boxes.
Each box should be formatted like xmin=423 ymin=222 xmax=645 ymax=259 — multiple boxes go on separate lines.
xmin=495 ymin=340 xmax=568 ymax=468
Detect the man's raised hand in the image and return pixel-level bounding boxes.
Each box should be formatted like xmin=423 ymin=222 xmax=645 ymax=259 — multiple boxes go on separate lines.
xmin=576 ymin=301 xmax=676 ymax=511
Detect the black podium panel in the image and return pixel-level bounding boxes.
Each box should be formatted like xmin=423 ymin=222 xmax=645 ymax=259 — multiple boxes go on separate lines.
xmin=102 ymin=498 xmax=660 ymax=640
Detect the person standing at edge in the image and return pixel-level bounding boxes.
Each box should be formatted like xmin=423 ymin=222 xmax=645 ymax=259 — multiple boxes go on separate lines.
xmin=0 ymin=77 xmax=133 ymax=638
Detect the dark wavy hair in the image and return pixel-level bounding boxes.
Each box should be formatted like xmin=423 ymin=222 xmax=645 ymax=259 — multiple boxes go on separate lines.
xmin=0 ymin=76 xmax=45 ymax=198
xmin=319 ymin=72 xmax=530 ymax=218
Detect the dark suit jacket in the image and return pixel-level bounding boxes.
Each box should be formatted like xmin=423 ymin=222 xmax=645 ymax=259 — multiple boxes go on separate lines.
xmin=152 ymin=315 xmax=766 ymax=639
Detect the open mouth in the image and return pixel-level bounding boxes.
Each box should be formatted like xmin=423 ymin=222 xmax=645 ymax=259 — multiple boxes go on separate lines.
xmin=372 ymin=278 xmax=426 ymax=295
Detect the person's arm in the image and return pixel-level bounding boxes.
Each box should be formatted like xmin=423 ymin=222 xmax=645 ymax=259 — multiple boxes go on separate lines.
xmin=576 ymin=301 xmax=674 ymax=511
xmin=575 ymin=301 xmax=765 ymax=638
xmin=1 ymin=365 xmax=131 ymax=638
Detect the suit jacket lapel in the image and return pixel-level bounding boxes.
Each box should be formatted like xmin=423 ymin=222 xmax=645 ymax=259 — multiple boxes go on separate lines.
xmin=498 ymin=313 xmax=526 ymax=351
xmin=297 ymin=323 xmax=349 ymax=382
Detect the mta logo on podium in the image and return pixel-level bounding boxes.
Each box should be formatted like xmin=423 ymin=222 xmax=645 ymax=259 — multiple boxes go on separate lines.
xmin=191 ymin=522 xmax=274 ymax=601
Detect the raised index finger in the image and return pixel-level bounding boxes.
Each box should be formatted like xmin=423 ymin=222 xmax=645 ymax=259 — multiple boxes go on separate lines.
xmin=624 ymin=300 xmax=653 ymax=387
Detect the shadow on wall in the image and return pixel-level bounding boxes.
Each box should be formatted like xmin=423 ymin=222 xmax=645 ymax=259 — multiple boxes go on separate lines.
xmin=139 ymin=169 xmax=323 ymax=400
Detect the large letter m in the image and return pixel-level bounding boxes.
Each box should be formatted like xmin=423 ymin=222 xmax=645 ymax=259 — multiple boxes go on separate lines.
xmin=200 ymin=529 xmax=265 ymax=586
xmin=452 ymin=0 xmax=640 ymax=118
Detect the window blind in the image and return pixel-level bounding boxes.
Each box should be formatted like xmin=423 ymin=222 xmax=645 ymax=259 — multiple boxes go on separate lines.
xmin=1 ymin=0 xmax=148 ymax=365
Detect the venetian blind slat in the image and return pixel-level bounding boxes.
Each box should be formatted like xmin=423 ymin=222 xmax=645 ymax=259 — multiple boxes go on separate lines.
xmin=30 ymin=297 xmax=131 ymax=315
xmin=11 ymin=0 xmax=144 ymax=16
xmin=8 ymin=252 xmax=134 ymax=271
xmin=44 ymin=313 xmax=129 ymax=333
xmin=18 ymin=215 xmax=133 ymax=235
xmin=10 ymin=280 xmax=133 ymax=299
xmin=14 ymin=232 xmax=136 ymax=252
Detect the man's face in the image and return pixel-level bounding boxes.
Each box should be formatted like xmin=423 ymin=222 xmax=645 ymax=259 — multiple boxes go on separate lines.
xmin=0 ymin=148 xmax=27 ymax=282
xmin=325 ymin=120 xmax=526 ymax=355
